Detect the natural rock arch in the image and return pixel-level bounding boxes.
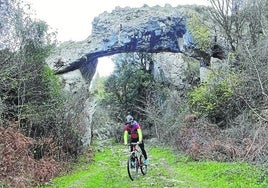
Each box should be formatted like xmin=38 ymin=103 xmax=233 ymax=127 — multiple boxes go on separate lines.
xmin=49 ymin=5 xmax=210 ymax=84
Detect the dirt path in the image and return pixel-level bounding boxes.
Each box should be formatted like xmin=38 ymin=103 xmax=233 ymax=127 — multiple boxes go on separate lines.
xmin=47 ymin=139 xmax=266 ymax=188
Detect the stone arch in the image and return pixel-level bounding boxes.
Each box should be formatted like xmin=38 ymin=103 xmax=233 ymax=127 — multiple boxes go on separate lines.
xmin=49 ymin=5 xmax=212 ymax=84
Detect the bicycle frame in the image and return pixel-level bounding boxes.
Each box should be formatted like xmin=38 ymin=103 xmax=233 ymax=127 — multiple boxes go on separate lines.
xmin=130 ymin=144 xmax=142 ymax=166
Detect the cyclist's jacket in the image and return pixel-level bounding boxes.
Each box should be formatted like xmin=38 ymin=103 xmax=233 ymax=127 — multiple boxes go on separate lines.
xmin=123 ymin=121 xmax=143 ymax=144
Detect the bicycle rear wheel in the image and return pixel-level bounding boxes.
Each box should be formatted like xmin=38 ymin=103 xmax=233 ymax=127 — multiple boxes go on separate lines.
xmin=127 ymin=156 xmax=138 ymax=181
xmin=140 ymin=155 xmax=147 ymax=175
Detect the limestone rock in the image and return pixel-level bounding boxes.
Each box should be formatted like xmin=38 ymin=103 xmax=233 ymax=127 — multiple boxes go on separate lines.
xmin=47 ymin=5 xmax=198 ymax=82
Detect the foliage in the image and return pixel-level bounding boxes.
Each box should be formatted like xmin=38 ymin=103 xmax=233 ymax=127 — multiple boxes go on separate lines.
xmin=187 ymin=13 xmax=211 ymax=50
xmin=144 ymin=83 xmax=190 ymax=143
xmin=103 ymin=53 xmax=153 ymax=122
xmin=0 ymin=0 xmax=88 ymax=186
xmin=1 ymin=0 xmax=268 ymax=186
xmin=91 ymin=74 xmax=108 ymax=100
xmin=0 ymin=125 xmax=62 ymax=187
xmin=188 ymin=70 xmax=240 ymax=123
xmin=236 ymin=37 xmax=268 ymax=116
xmin=208 ymin=0 xmax=267 ymax=52
xmin=42 ymin=65 xmax=62 ymax=98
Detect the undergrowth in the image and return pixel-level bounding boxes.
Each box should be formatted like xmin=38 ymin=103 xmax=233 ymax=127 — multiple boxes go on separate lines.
xmin=0 ymin=125 xmax=63 ymax=187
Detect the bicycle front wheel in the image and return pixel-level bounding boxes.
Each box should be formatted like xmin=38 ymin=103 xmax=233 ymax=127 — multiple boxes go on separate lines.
xmin=140 ymin=155 xmax=147 ymax=175
xmin=127 ymin=156 xmax=138 ymax=181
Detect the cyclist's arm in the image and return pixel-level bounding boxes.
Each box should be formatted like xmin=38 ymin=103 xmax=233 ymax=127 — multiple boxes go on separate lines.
xmin=124 ymin=130 xmax=128 ymax=145
xmin=137 ymin=128 xmax=143 ymax=142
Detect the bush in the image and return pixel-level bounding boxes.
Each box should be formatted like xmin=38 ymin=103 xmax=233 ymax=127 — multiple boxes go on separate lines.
xmin=0 ymin=125 xmax=62 ymax=187
xmin=187 ymin=13 xmax=211 ymax=50
xmin=188 ymin=71 xmax=240 ymax=124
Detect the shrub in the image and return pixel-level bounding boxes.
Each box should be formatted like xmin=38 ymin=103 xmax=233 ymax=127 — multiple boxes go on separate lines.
xmin=188 ymin=71 xmax=239 ymax=124
xmin=187 ymin=13 xmax=210 ymax=50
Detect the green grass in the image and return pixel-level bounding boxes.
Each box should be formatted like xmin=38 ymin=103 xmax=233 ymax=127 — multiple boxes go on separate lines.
xmin=44 ymin=141 xmax=267 ymax=188
xmin=177 ymin=161 xmax=266 ymax=188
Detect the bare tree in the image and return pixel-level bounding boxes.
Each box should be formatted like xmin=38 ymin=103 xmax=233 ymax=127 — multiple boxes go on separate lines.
xmin=208 ymin=0 xmax=267 ymax=51
xmin=208 ymin=0 xmax=247 ymax=51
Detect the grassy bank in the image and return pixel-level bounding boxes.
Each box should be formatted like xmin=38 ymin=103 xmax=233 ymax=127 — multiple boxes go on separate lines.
xmin=45 ymin=140 xmax=267 ymax=188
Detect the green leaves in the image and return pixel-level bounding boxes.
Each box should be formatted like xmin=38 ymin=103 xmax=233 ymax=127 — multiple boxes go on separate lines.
xmin=187 ymin=13 xmax=210 ymax=51
xmin=188 ymin=71 xmax=239 ymax=122
xmin=102 ymin=53 xmax=153 ymax=120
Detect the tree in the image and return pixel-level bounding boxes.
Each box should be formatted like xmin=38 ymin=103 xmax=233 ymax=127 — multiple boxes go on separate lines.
xmin=208 ymin=0 xmax=267 ymax=51
xmin=207 ymin=0 xmax=268 ymax=117
xmin=103 ymin=53 xmax=153 ymax=122
xmin=0 ymin=0 xmax=83 ymax=167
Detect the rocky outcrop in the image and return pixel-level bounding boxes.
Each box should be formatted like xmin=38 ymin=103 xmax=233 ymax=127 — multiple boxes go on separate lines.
xmin=153 ymin=53 xmax=190 ymax=88
xmin=47 ymin=4 xmax=200 ymax=82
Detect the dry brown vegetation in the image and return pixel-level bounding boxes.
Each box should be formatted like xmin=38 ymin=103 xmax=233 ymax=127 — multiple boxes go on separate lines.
xmin=0 ymin=122 xmax=63 ymax=187
xmin=176 ymin=114 xmax=268 ymax=162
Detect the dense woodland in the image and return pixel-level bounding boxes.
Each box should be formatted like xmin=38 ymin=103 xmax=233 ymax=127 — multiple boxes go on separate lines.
xmin=0 ymin=0 xmax=268 ymax=187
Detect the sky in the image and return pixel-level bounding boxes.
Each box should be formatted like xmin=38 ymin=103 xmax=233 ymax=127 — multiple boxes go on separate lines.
xmin=24 ymin=0 xmax=210 ymax=76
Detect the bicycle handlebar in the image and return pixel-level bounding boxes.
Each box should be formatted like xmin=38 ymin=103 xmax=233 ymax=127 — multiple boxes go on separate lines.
xmin=127 ymin=142 xmax=141 ymax=146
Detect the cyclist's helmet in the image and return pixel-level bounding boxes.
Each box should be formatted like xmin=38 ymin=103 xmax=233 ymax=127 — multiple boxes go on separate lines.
xmin=126 ymin=115 xmax=134 ymax=124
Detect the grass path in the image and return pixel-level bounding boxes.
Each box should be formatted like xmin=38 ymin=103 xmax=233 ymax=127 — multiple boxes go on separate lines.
xmin=46 ymin=139 xmax=267 ymax=188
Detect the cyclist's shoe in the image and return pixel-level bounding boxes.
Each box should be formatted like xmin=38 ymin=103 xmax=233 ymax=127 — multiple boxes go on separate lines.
xmin=131 ymin=161 xmax=136 ymax=168
xmin=143 ymin=159 xmax=149 ymax=166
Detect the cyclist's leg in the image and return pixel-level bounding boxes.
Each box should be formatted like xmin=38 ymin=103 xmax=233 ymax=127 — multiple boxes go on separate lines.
xmin=138 ymin=141 xmax=148 ymax=159
xmin=130 ymin=139 xmax=138 ymax=167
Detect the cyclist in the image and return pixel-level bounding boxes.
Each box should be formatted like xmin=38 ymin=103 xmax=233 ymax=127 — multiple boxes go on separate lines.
xmin=123 ymin=115 xmax=148 ymax=165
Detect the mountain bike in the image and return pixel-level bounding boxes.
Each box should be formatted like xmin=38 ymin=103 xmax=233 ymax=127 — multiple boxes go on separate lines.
xmin=127 ymin=142 xmax=147 ymax=181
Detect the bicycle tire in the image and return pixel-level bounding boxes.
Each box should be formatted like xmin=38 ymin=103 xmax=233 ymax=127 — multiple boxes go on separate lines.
xmin=140 ymin=154 xmax=147 ymax=175
xmin=127 ymin=156 xmax=138 ymax=181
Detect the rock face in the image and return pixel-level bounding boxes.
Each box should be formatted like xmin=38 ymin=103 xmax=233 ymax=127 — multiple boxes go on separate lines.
xmin=153 ymin=52 xmax=189 ymax=88
xmin=48 ymin=5 xmax=197 ymax=82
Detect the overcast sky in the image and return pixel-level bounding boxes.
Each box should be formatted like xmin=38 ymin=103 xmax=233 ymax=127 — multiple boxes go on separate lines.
xmin=25 ymin=0 xmax=209 ymax=42
xmin=24 ymin=0 xmax=209 ymax=76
